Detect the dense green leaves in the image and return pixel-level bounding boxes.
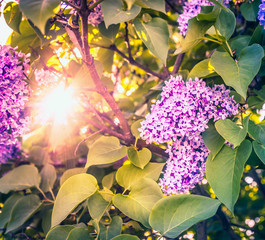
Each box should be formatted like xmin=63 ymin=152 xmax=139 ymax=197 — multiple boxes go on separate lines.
xmin=86 ymin=136 xmax=127 ymax=168
xmin=51 ymin=174 xmax=98 ymax=227
xmin=3 ymin=2 xmax=22 ymax=33
xmin=210 ymin=44 xmax=264 ymax=99
xmin=206 ymin=140 xmax=252 ymax=213
xmin=101 ymin=0 xmax=141 ymax=27
xmin=6 ymin=194 xmax=42 ymax=233
xmin=116 ymin=162 xmax=165 ymax=190
xmin=202 ymin=123 xmax=225 ymax=160
xmin=113 ymin=178 xmax=163 ymax=227
xmin=149 ymin=195 xmax=220 ymax=238
xmin=127 ymin=147 xmax=151 ymax=169
xmin=133 ymin=18 xmax=169 ymax=63
xmin=215 ymin=116 xmax=249 ymax=147
xmin=19 ymin=0 xmax=61 ymax=33
xmin=0 ymin=165 xmax=40 ymax=194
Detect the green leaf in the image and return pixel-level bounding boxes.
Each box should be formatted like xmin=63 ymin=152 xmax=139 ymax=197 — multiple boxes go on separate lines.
xmin=131 ymin=119 xmax=143 ymax=139
xmin=10 ymin=20 xmax=40 ymax=54
xmin=206 ymin=140 xmax=252 ymax=213
xmin=188 ymin=59 xmax=216 ymax=79
xmin=240 ymin=0 xmax=260 ymax=22
xmin=250 ymin=25 xmax=264 ymax=45
xmin=99 ymin=216 xmax=123 ymax=240
xmin=197 ymin=6 xmax=220 ymax=21
xmin=51 ymin=173 xmax=98 ymax=227
xmin=101 ymin=0 xmax=141 ymax=28
xmin=60 ymin=168 xmax=86 ymax=186
xmin=66 ymin=227 xmax=93 ymax=240
xmin=229 ymin=35 xmax=251 ymax=55
xmin=86 ymin=136 xmax=127 ymax=168
xmin=87 ymin=192 xmax=110 ymax=221
xmin=248 ymin=120 xmax=265 ymax=145
xmin=3 ymin=2 xmax=22 ymax=33
xmin=180 ymin=18 xmax=213 ymax=52
xmin=0 ymin=165 xmax=40 ymax=194
xmin=253 ymin=141 xmax=265 ymax=165
xmin=216 ymin=8 xmax=236 ymax=40
xmin=133 ymin=18 xmax=169 ymax=63
xmin=111 ymin=234 xmax=140 ymax=240
xmin=46 ymin=225 xmax=75 ymax=240
xmin=6 ymin=194 xmax=42 ymax=233
xmin=102 ymin=172 xmax=115 ymax=189
xmin=202 ymin=123 xmax=225 ymax=160
xmin=210 ymin=44 xmax=264 ymax=99
xmin=112 ymin=178 xmax=163 ymax=227
xmin=0 ymin=193 xmax=23 ymax=229
xmin=19 ymin=0 xmax=61 ymax=34
xmin=215 ymin=116 xmax=249 ymax=147
xmin=40 ymin=164 xmax=57 ymax=192
xmin=98 ymin=22 xmax=120 ymax=41
xmin=42 ymin=209 xmax=52 ymax=234
xmin=149 ymin=195 xmax=220 ymax=238
xmin=127 ymin=147 xmax=152 ymax=169
xmin=97 ymin=48 xmax=114 ymax=72
xmin=135 ymin=0 xmax=165 ymax=13
xmin=116 ymin=162 xmax=165 ymax=190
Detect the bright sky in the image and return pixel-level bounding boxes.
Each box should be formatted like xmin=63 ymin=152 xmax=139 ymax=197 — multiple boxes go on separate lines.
xmin=0 ymin=0 xmax=13 ymax=45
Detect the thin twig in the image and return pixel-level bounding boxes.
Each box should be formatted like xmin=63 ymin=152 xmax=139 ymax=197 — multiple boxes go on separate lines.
xmin=171 ymin=53 xmax=185 ymax=75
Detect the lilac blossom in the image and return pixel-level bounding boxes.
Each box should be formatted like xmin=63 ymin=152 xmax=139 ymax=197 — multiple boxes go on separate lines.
xmin=258 ymin=0 xmax=265 ymax=28
xmin=160 ymin=135 xmax=209 ymax=194
xmin=139 ymin=75 xmax=238 ymax=194
xmin=34 ymin=69 xmax=59 ymax=87
xmin=0 ymin=45 xmax=30 ymax=163
xmin=87 ymin=0 xmax=103 ymax=26
xmin=177 ymin=0 xmax=213 ymax=36
xmin=140 ymin=76 xmax=238 ymax=144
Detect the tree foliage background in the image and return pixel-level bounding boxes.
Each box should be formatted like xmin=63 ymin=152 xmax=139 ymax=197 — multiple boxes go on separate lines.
xmin=0 ymin=0 xmax=265 ymax=239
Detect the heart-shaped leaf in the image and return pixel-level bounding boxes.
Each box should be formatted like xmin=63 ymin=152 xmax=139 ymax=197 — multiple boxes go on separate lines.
xmin=206 ymin=140 xmax=252 ymax=213
xmin=127 ymin=147 xmax=152 ymax=169
xmin=51 ymin=173 xmax=98 ymax=227
xmin=215 ymin=116 xmax=249 ymax=147
xmin=116 ymin=162 xmax=165 ymax=190
xmin=210 ymin=44 xmax=264 ymax=99
xmin=86 ymin=136 xmax=127 ymax=168
xmin=149 ymin=195 xmax=220 ymax=238
xmin=112 ymin=178 xmax=163 ymax=227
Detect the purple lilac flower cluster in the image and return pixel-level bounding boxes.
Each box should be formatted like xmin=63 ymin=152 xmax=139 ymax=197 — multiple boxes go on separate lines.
xmin=258 ymin=0 xmax=265 ymax=28
xmin=0 ymin=45 xmax=30 ymax=163
xmin=139 ymin=75 xmax=238 ymax=194
xmin=87 ymin=0 xmax=103 ymax=26
xmin=177 ymin=0 xmax=213 ymax=36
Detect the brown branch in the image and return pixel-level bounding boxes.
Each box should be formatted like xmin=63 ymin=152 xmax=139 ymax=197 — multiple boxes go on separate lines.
xmin=171 ymin=53 xmax=185 ymax=75
xmin=76 ymin=1 xmax=132 ymax=141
